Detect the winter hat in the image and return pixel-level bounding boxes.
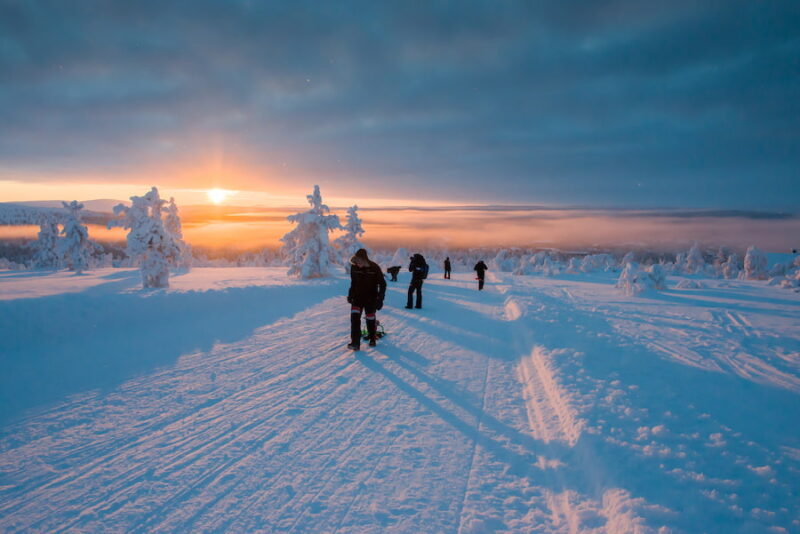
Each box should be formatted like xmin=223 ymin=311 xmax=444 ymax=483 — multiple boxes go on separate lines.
xmin=351 ymin=248 xmax=370 ymax=264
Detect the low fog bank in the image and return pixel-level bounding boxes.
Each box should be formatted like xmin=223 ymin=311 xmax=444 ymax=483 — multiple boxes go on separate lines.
xmin=2 ymin=205 xmax=798 ymax=257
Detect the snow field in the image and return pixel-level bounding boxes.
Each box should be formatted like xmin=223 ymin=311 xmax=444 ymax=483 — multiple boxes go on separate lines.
xmin=0 ymin=267 xmax=799 ymax=532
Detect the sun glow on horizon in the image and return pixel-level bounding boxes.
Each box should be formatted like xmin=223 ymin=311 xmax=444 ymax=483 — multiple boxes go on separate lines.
xmin=207 ymin=188 xmax=234 ymax=204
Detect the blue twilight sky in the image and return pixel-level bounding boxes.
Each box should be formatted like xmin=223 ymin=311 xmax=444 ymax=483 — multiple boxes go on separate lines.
xmin=1 ymin=0 xmax=799 ymax=209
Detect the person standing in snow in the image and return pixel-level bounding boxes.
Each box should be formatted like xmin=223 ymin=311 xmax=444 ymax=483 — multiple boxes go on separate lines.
xmin=406 ymin=253 xmax=428 ymax=309
xmin=347 ymin=248 xmax=387 ymax=350
xmin=444 ymin=257 xmax=451 ymax=279
xmin=474 ymin=260 xmax=488 ymax=291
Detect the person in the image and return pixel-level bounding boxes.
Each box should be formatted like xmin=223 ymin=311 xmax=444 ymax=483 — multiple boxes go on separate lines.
xmin=347 ymin=248 xmax=387 ymax=350
xmin=406 ymin=253 xmax=428 ymax=309
xmin=444 ymin=257 xmax=451 ymax=279
xmin=386 ymin=265 xmax=401 ymax=282
xmin=474 ymin=260 xmax=488 ymax=290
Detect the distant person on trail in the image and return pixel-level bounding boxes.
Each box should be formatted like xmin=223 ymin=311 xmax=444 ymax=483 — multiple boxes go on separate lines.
xmin=444 ymin=257 xmax=451 ymax=279
xmin=347 ymin=248 xmax=387 ymax=350
xmin=406 ymin=253 xmax=428 ymax=309
xmin=474 ymin=260 xmax=488 ymax=291
xmin=386 ymin=265 xmax=401 ymax=282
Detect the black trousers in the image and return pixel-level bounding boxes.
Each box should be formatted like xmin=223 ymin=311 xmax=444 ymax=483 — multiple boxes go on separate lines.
xmin=407 ymin=279 xmax=423 ymax=308
xmin=351 ymin=303 xmax=377 ymax=345
xmin=444 ymin=269 xmax=451 ymax=279
xmin=478 ymin=277 xmax=485 ymax=290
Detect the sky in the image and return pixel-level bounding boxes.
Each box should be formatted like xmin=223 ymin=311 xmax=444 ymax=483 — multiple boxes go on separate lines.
xmin=1 ymin=0 xmax=799 ymax=210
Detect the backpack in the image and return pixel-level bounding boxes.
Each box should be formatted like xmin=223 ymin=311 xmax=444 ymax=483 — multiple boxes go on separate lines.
xmin=417 ymin=255 xmax=429 ymax=279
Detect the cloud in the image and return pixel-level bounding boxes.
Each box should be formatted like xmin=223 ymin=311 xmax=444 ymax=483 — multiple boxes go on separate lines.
xmin=0 ymin=0 xmax=798 ymax=208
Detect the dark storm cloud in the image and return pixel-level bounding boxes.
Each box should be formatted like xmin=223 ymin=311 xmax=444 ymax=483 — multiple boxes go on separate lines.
xmin=1 ymin=0 xmax=798 ymax=208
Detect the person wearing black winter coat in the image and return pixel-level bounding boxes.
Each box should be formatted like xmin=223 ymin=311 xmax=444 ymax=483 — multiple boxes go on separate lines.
xmin=474 ymin=260 xmax=488 ymax=291
xmin=386 ymin=265 xmax=401 ymax=281
xmin=406 ymin=253 xmax=427 ymax=309
xmin=444 ymin=257 xmax=451 ymax=279
xmin=347 ymin=249 xmax=387 ymax=349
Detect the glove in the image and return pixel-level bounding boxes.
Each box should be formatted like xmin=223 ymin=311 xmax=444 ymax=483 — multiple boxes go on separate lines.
xmin=347 ymin=296 xmax=353 ymax=304
xmin=376 ymin=299 xmax=384 ymax=311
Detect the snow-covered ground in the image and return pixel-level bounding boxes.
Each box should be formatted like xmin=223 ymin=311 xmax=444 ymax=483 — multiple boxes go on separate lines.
xmin=1 ymin=267 xmax=799 ymax=533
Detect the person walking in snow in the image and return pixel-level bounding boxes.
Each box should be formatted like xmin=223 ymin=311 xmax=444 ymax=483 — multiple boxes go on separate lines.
xmin=406 ymin=253 xmax=428 ymax=309
xmin=444 ymin=257 xmax=451 ymax=279
xmin=347 ymin=249 xmax=387 ymax=350
xmin=386 ymin=265 xmax=401 ymax=282
xmin=474 ymin=260 xmax=488 ymax=291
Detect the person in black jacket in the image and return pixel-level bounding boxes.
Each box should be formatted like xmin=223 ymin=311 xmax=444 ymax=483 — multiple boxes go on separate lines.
xmin=474 ymin=260 xmax=488 ymax=290
xmin=347 ymin=249 xmax=387 ymax=350
xmin=386 ymin=265 xmax=401 ymax=282
xmin=444 ymin=257 xmax=451 ymax=279
xmin=406 ymin=253 xmax=428 ymax=309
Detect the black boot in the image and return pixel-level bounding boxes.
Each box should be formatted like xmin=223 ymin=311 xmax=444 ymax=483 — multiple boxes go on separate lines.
xmin=366 ymin=318 xmax=377 ymax=346
xmin=350 ymin=311 xmax=362 ymax=349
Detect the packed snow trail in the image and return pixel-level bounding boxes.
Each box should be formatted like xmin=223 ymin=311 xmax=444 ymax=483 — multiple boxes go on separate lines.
xmin=1 ymin=267 xmax=799 ymax=532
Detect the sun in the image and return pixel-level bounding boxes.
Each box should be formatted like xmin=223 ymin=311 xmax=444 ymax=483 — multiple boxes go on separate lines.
xmin=207 ymin=188 xmax=230 ymax=204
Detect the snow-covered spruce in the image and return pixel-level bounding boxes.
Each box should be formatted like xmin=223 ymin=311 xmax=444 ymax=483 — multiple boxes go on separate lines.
xmin=616 ymin=261 xmax=667 ymax=296
xmin=620 ymin=251 xmax=635 ymax=267
xmin=743 ymin=246 xmax=768 ymax=280
xmin=492 ymin=249 xmax=518 ymax=272
xmin=164 ymin=197 xmax=192 ymax=269
xmin=0 ymin=257 xmax=25 ymax=270
xmin=514 ymin=251 xmax=561 ymax=276
xmin=566 ymin=256 xmax=581 ymax=273
xmin=0 ymin=203 xmax=57 ymax=225
xmin=30 ymin=213 xmax=62 ymax=269
xmin=281 ymin=185 xmax=342 ymax=279
xmin=684 ymin=243 xmax=706 ymax=274
xmin=720 ymin=253 xmax=740 ymax=279
xmin=581 ymin=253 xmax=616 ymax=273
xmin=108 ymin=187 xmax=181 ymax=288
xmin=334 ymin=205 xmax=366 ymax=272
xmin=648 ymin=263 xmax=667 ymax=290
xmin=58 ymin=201 xmax=92 ymax=274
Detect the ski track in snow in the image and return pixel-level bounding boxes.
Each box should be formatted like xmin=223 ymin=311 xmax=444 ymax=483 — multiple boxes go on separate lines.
xmin=1 ymin=267 xmax=799 ymax=533
xmin=516 ymin=346 xmax=584 ymax=447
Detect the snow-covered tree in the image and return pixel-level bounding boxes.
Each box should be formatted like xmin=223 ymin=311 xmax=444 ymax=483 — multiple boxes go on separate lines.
xmin=492 ymin=249 xmax=520 ymax=272
xmin=714 ymin=246 xmax=730 ymax=268
xmin=334 ymin=205 xmax=366 ymax=271
xmin=768 ymin=262 xmax=787 ymax=278
xmin=620 ymin=251 xmax=635 ymax=268
xmin=31 ymin=213 xmax=61 ymax=269
xmin=743 ymin=246 xmax=768 ymax=280
xmin=58 ymin=201 xmax=91 ymax=274
xmin=616 ymin=261 xmax=666 ymax=296
xmin=281 ymin=185 xmax=342 ymax=278
xmin=648 ymin=263 xmax=667 ymax=290
xmin=616 ymin=262 xmax=641 ymax=295
xmin=108 ymin=187 xmax=180 ymax=288
xmin=164 ymin=197 xmax=192 ymax=269
xmin=580 ymin=253 xmax=616 ymax=273
xmin=514 ymin=251 xmax=562 ymax=276
xmin=566 ymin=256 xmax=581 ymax=273
xmin=721 ymin=253 xmax=739 ymax=279
xmin=674 ymin=252 xmax=687 ymax=273
xmin=684 ymin=243 xmax=705 ymax=274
